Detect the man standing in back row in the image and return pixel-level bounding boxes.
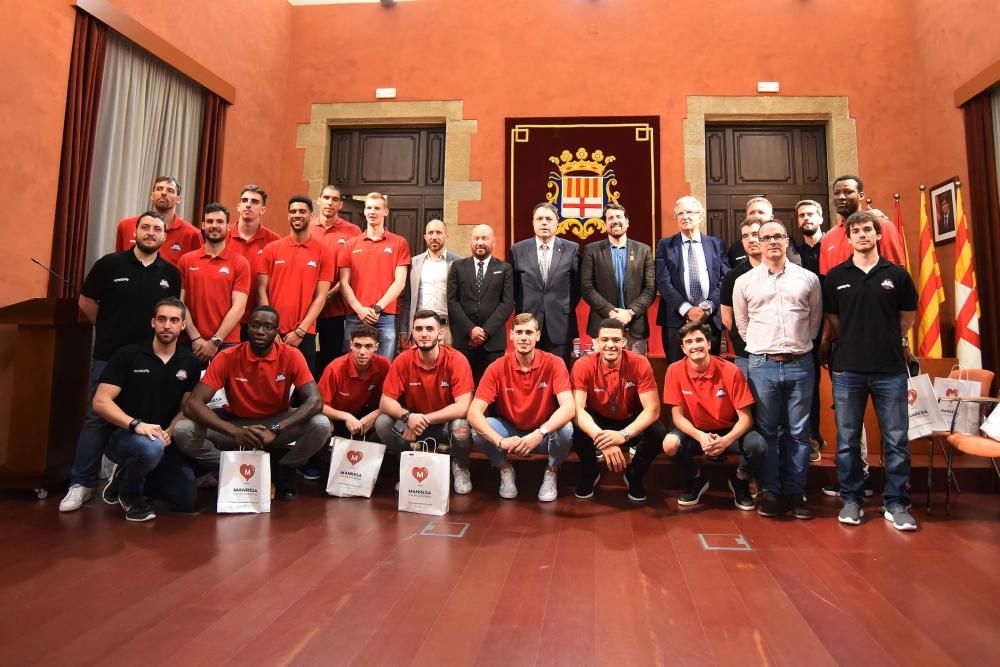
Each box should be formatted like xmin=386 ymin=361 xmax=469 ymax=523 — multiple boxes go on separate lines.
xmin=115 ymin=176 xmax=201 ymax=266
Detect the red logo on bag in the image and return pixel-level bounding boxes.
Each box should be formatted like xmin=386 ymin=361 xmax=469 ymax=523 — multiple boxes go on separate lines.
xmin=411 ymin=467 xmax=429 ymax=483
xmin=907 ymin=389 xmax=918 ymax=406
xmin=239 ymin=464 xmax=255 ymax=482
xmin=347 ymin=450 xmax=364 ymax=466
xmin=946 ymin=388 xmax=960 ymax=397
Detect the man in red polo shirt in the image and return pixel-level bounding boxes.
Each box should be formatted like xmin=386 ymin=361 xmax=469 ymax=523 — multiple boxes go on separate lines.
xmin=375 ymin=310 xmax=475 ymax=494
xmin=228 ymin=185 xmax=280 ymax=339
xmin=819 ymin=175 xmax=905 ymax=275
xmin=318 ymin=323 xmax=390 ymax=438
xmin=339 ymin=192 xmax=410 ymax=360
xmin=311 ymin=185 xmax=362 ymax=373
xmin=662 ymin=321 xmax=766 ymax=511
xmin=571 ymin=318 xmax=667 ymax=502
xmin=115 ymin=176 xmax=202 ymax=266
xmin=174 ymin=305 xmax=331 ymax=501
xmin=258 ymin=195 xmax=336 ymax=377
xmin=177 ymin=203 xmax=251 ymax=365
xmin=468 ymin=313 xmax=576 ymax=502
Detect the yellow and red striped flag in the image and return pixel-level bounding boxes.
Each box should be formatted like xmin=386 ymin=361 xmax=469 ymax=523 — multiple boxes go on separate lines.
xmin=916 ymin=186 xmax=945 ymax=357
xmin=954 ymin=184 xmax=982 ymax=367
xmin=894 ymin=195 xmax=915 ymax=349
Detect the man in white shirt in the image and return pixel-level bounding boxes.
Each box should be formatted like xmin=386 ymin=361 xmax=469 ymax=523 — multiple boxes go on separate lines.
xmin=401 ymin=219 xmax=462 ymax=346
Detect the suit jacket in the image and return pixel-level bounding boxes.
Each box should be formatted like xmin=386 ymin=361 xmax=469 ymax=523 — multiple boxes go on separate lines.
xmin=510 ymin=236 xmax=580 ymax=344
xmin=401 ymin=249 xmax=462 ymax=331
xmin=447 ymin=255 xmax=514 ymax=352
xmin=655 ymin=232 xmax=728 ymax=330
xmin=580 ymin=238 xmax=656 ymax=338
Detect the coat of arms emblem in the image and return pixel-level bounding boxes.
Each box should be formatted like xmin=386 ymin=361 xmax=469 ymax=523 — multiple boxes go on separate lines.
xmin=546 ymin=147 xmax=621 ymax=240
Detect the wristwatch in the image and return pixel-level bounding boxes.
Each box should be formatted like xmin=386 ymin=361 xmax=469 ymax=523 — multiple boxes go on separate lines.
xmin=128 ymin=418 xmax=141 ymax=433
xmin=400 ymin=411 xmax=412 ymax=423
xmin=539 ymin=426 xmax=550 ymax=436
xmin=373 ymin=304 xmax=383 ymax=315
xmin=210 ymin=336 xmax=223 ymax=348
xmin=620 ymin=429 xmax=632 ymax=440
xmin=268 ymin=423 xmax=282 ymax=436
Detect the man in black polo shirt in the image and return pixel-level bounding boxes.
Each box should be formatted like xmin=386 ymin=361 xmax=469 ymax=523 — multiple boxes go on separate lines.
xmin=795 ymin=199 xmax=827 ymax=463
xmin=61 ymin=211 xmax=182 ymax=512
xmin=822 ymin=211 xmax=918 ymax=530
xmin=720 ymin=218 xmax=761 ymax=379
xmin=91 ymin=298 xmax=201 ymax=521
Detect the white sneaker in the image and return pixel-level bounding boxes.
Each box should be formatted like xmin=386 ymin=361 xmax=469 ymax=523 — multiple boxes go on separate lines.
xmin=498 ymin=465 xmax=517 ymax=499
xmin=538 ymin=469 xmax=558 ymax=502
xmin=452 ymin=462 xmax=472 ymax=495
xmin=59 ymin=484 xmax=92 ymax=512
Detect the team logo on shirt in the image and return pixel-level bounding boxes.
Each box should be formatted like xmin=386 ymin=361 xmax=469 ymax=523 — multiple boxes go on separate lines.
xmin=171 ymin=243 xmax=182 ymax=251
xmin=276 ymin=374 xmax=287 ymax=383
xmin=441 ymin=380 xmax=450 ymax=388
xmin=307 ymin=260 xmax=318 ymax=268
xmin=176 ymin=369 xmax=188 ymax=381
xmin=368 ymin=384 xmax=376 ymax=391
xmin=219 ymin=266 xmax=230 ymax=275
xmin=625 ymin=381 xmax=636 ymax=389
xmin=257 ymin=249 xmax=264 ymax=255
xmin=837 ymin=284 xmax=851 ymax=290
xmin=538 ymin=381 xmax=548 ymax=388
xmin=235 ymin=376 xmax=248 ymax=382
xmin=274 ymin=260 xmax=286 ymax=265
xmin=338 ymin=238 xmax=346 ymax=244
xmin=881 ymin=279 xmax=895 ymax=290
xmin=337 ymin=391 xmax=350 ymax=397
xmin=133 ymin=368 xmax=151 ymax=374
xmin=189 ymin=267 xmax=199 ymax=271
xmin=352 ymin=249 xmax=364 ymax=254
xmin=383 ymin=247 xmax=393 ymax=254
xmin=159 ymin=279 xmax=170 ymax=289
xmin=681 ymin=389 xmax=693 ymax=395
xmin=716 ymin=388 xmax=727 ymax=397
xmin=114 ymin=277 xmax=129 ymax=283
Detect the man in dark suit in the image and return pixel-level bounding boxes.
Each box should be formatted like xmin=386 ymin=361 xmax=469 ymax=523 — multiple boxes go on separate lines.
xmin=580 ymin=203 xmax=656 ymax=354
xmin=655 ymin=195 xmax=729 ymax=363
xmin=510 ymin=202 xmax=580 ymax=361
xmin=448 ymin=224 xmax=515 ymax=381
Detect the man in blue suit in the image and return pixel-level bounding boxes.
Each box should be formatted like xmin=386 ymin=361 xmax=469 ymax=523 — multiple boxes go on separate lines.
xmin=655 ymin=195 xmax=729 ymax=363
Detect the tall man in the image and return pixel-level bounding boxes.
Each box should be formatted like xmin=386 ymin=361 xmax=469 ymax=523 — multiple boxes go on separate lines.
xmin=115 ymin=176 xmax=201 ymax=266
xmin=510 ymin=202 xmax=580 ymax=361
xmin=174 ymin=306 xmax=331 ymax=501
xmin=733 ymin=219 xmax=821 ymax=519
xmin=580 ymin=203 xmax=656 ymax=354
xmin=571 ymin=318 xmax=666 ymax=501
xmin=720 ymin=218 xmax=762 ymax=377
xmin=257 ymin=195 xmax=335 ymax=376
xmin=820 ymin=175 xmax=906 ymax=275
xmin=822 ymin=211 xmax=918 ymax=530
xmin=795 ymin=199 xmax=827 ymax=462
xmin=655 ymin=195 xmax=728 ymax=363
xmin=310 ymin=185 xmax=361 ymax=372
xmin=60 ymin=212 xmax=181 ymax=512
xmin=469 ymin=313 xmax=576 ymax=502
xmin=339 ymin=192 xmax=410 ymax=360
xmin=402 ymin=219 xmax=462 ymax=346
xmin=318 ymin=324 xmax=390 ymax=439
xmin=177 ymin=203 xmax=251 ymax=365
xmin=375 ymin=311 xmax=475 ymax=494
xmin=228 ymin=185 xmax=280 ymax=338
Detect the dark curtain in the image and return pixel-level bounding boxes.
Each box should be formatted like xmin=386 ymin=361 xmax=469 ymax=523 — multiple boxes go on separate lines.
xmin=963 ymin=92 xmax=1000 ymax=373
xmin=49 ymin=10 xmax=107 ymax=299
xmin=191 ymin=92 xmax=228 ymax=222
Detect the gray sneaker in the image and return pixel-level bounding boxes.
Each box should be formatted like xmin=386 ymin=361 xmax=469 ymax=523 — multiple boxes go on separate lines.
xmin=838 ymin=501 xmax=864 ymax=526
xmin=884 ymin=504 xmax=917 ymax=531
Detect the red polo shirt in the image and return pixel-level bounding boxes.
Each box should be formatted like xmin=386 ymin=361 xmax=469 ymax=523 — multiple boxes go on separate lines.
xmin=662 ymin=356 xmax=754 ymax=432
xmin=177 ymin=245 xmax=252 ymax=343
xmin=228 ymin=223 xmax=282 ymax=325
xmin=476 ymin=350 xmax=571 ymax=431
xmin=201 ymin=341 xmax=313 ymax=418
xmin=311 ymin=217 xmax=362 ymax=318
xmin=572 ymin=350 xmax=658 ymax=420
xmin=339 ymin=231 xmax=410 ymax=314
xmin=258 ymin=235 xmax=336 ymax=334
xmin=115 ymin=215 xmax=202 ymax=267
xmin=318 ymin=352 xmax=390 ymax=414
xmin=381 ymin=345 xmax=474 ymax=414
xmin=819 ymin=218 xmax=906 ymax=275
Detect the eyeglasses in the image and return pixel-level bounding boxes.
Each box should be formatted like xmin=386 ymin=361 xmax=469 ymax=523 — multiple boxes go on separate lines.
xmin=759 ymin=234 xmax=788 ymax=243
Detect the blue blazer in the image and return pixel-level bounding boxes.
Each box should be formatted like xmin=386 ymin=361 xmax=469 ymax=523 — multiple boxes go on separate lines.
xmin=654 ymin=232 xmax=729 ymax=330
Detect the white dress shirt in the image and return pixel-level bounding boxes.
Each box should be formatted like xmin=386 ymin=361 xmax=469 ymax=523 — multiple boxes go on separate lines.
xmin=732 ymin=260 xmax=822 ymax=355
xmin=678 ymin=230 xmax=711 ymax=316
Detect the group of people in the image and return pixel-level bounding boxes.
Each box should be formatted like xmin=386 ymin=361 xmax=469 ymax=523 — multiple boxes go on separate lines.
xmin=57 ymin=174 xmax=919 ymax=531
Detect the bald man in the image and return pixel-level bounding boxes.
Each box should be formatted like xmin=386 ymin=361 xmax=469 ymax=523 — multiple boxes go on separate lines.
xmin=401 ymin=219 xmax=462 ymax=346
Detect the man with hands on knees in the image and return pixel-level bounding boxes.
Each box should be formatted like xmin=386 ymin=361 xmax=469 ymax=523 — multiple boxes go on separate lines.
xmin=318 ymin=324 xmax=390 ymax=439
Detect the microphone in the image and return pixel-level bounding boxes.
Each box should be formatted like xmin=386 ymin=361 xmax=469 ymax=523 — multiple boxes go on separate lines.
xmin=31 ymin=257 xmax=70 ymax=284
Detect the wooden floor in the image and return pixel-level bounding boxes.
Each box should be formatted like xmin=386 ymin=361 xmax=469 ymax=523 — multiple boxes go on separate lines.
xmin=1 ymin=470 xmax=1000 ymax=666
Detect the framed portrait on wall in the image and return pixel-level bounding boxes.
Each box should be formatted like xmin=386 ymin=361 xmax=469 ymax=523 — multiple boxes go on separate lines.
xmin=930 ymin=178 xmax=958 ymax=245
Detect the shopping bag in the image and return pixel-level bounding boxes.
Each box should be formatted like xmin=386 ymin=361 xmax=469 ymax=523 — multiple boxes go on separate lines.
xmin=934 ymin=376 xmax=981 ymax=435
xmin=980 ymin=403 xmax=1000 ymax=441
xmin=217 ymin=449 xmax=271 ymax=513
xmin=907 ymin=373 xmax=948 ymax=440
xmin=326 ymin=436 xmax=385 ymax=498
xmin=398 ymin=440 xmax=450 ymax=516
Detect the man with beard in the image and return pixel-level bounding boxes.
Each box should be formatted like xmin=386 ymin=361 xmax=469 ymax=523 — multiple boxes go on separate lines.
xmin=401 ymin=219 xmax=462 ymax=347
xmin=177 ymin=203 xmax=251 ymax=366
xmin=375 ymin=310 xmax=475 ymax=494
xmin=447 ymin=224 xmax=514 ymax=381
xmin=819 ymin=175 xmax=905 ymax=275
xmin=727 ymin=197 xmax=773 ymax=266
xmin=60 ymin=212 xmax=182 ymax=512
xmin=228 ymin=185 xmax=280 ymax=339
xmin=318 ymin=324 xmax=390 ymax=439
xmin=115 ymin=176 xmax=202 ymax=266
xmin=91 ymin=298 xmax=202 ymax=521
xmin=580 ymin=203 xmax=656 ymax=354
xmin=258 ymin=195 xmax=336 ymax=376
xmin=795 ymin=200 xmax=827 ymax=462
xmin=174 ymin=306 xmax=330 ymax=501
xmin=720 ymin=218 xmax=762 ymax=377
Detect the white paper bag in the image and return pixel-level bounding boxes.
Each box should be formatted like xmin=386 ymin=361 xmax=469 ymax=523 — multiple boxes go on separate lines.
xmin=980 ymin=403 xmax=1000 ymax=441
xmin=908 ymin=373 xmax=948 ymax=440
xmin=398 ymin=450 xmax=450 ymax=516
xmin=217 ymin=450 xmax=271 ymax=513
xmin=934 ymin=377 xmax=981 ymax=435
xmin=326 ymin=437 xmax=386 ymax=498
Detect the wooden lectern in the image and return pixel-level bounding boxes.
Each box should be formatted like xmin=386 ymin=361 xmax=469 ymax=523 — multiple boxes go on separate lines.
xmin=0 ymin=298 xmax=91 ymax=497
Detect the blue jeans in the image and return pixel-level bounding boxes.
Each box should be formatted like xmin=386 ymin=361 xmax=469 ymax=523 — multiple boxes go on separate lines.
xmin=832 ymin=371 xmax=910 ymax=505
xmin=105 ymin=429 xmax=166 ymax=498
xmin=472 ymin=417 xmax=573 ymax=468
xmin=69 ymin=359 xmax=112 ymax=487
xmin=748 ymin=354 xmax=814 ymax=496
xmin=343 ymin=313 xmax=397 ymax=360
xmin=734 ymin=356 xmax=749 ymax=380
xmin=105 ymin=431 xmax=199 ymax=511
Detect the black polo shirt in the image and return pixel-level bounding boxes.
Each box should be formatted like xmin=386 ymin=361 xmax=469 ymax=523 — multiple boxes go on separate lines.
xmin=720 ymin=259 xmax=754 ymax=358
xmin=99 ymin=342 xmax=200 ymax=429
xmin=81 ymin=250 xmax=181 ymax=360
xmin=797 ymin=238 xmax=823 ymax=277
xmin=823 ymin=257 xmax=917 ymax=373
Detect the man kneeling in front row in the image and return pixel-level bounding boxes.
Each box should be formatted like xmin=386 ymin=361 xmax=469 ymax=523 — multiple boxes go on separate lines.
xmin=174 ymin=305 xmax=331 ymax=500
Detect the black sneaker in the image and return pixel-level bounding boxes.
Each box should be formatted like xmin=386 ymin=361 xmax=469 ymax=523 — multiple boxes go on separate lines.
xmin=677 ymin=476 xmax=709 ymax=507
xmin=623 ymin=467 xmax=646 ymax=503
xmin=757 ymin=491 xmax=781 ymax=517
xmin=102 ymin=463 xmax=123 ymax=505
xmin=273 ymin=465 xmax=297 ymax=501
xmin=120 ymin=495 xmax=156 ymax=522
xmin=574 ymin=472 xmax=600 ymax=499
xmin=788 ymin=495 xmax=814 ymax=520
xmin=728 ymin=475 xmax=755 ymax=511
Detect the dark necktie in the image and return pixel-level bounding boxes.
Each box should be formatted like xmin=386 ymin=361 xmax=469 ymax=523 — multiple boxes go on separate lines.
xmin=475 ymin=260 xmax=485 ymax=295
xmin=539 ymin=244 xmax=550 ymax=284
xmin=686 ymin=240 xmax=704 ymax=304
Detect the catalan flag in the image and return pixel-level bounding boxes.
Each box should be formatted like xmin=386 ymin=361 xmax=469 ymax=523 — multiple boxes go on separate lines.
xmin=954 ymin=184 xmax=982 ymax=368
xmin=916 ymin=187 xmax=944 ymax=357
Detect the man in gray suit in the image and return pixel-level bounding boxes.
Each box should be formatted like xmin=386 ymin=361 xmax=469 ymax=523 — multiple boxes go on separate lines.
xmin=510 ymin=202 xmax=580 ymax=362
xmin=400 ymin=219 xmax=462 ymax=346
xmin=580 ymin=203 xmax=656 ymax=354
